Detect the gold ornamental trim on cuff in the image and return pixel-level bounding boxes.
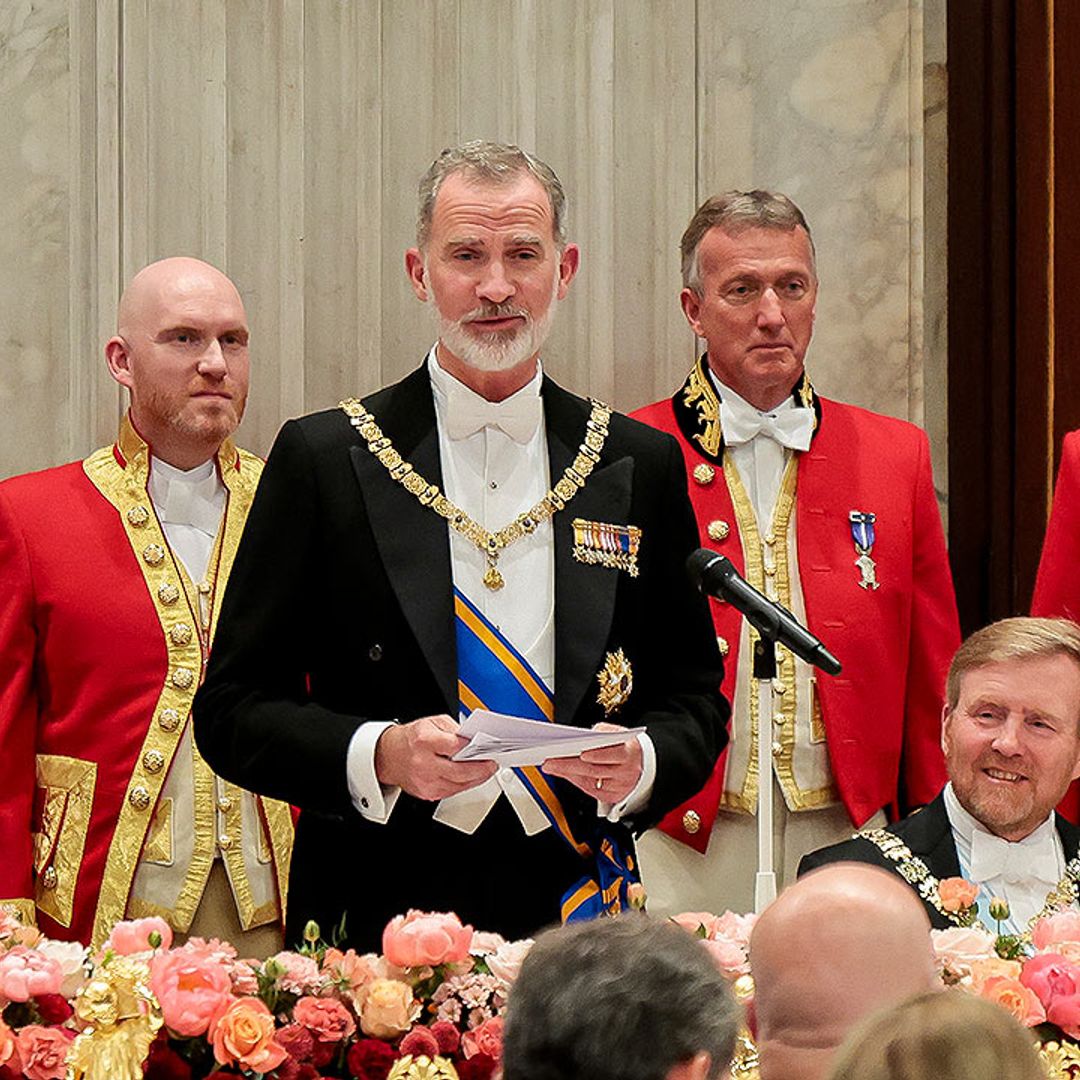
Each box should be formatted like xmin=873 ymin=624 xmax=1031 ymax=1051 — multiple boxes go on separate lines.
xmin=34 ymin=754 xmax=97 ymax=928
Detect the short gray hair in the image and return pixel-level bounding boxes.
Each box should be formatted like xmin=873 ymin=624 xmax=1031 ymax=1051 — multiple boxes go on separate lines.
xmin=681 ymin=189 xmax=816 ymax=291
xmin=416 ymin=140 xmax=568 ymax=249
xmin=503 ymin=915 xmax=739 ymax=1080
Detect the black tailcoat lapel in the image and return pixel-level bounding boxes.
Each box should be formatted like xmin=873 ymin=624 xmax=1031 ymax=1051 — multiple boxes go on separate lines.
xmin=349 ymin=367 xmax=457 ymax=713
xmin=544 ymin=380 xmax=630 ymax=725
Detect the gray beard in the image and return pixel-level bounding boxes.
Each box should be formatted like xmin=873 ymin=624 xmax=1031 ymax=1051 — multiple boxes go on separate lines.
xmin=427 ymin=293 xmax=558 ymax=373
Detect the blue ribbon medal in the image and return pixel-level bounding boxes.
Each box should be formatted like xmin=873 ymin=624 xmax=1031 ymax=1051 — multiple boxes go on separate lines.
xmin=848 ymin=510 xmax=881 ymax=591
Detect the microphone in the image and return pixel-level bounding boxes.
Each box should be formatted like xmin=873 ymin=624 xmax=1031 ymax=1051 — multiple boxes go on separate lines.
xmin=687 ymin=548 xmax=842 ymax=676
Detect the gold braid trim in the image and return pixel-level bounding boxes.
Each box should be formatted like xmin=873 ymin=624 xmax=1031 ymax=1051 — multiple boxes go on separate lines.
xmin=340 ymin=396 xmax=613 ymax=589
xmin=859 ymin=827 xmax=1080 ymax=936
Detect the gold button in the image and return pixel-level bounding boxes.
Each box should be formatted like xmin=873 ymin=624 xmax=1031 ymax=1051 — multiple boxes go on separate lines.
xmin=716 ymin=636 xmax=729 ymax=657
xmin=682 ymin=810 xmax=701 ymax=835
xmin=771 ymin=741 xmax=783 ymax=757
xmin=171 ymin=668 xmax=195 ymax=690
xmin=693 ymin=463 xmax=716 ymax=486
xmin=170 ymin=623 xmax=193 ymax=646
xmin=142 ymin=544 xmax=166 ymax=566
xmin=773 ymin=714 xmax=784 ymax=727
xmin=217 ymin=834 xmax=233 ymax=850
xmin=158 ymin=582 xmax=180 ymax=605
xmin=764 ymin=531 xmax=776 ymax=545
xmin=706 ymin=520 xmax=730 ymax=542
xmin=129 ymin=786 xmax=151 ymax=811
xmin=217 ymin=796 xmax=233 ymax=813
xmin=40 ymin=866 xmax=58 ymax=891
xmin=143 ymin=750 xmax=165 ymax=773
xmin=158 ymin=708 xmax=180 ymax=732
xmin=127 ymin=505 xmax=150 ymax=527
xmin=772 ymin=678 xmax=786 ymax=695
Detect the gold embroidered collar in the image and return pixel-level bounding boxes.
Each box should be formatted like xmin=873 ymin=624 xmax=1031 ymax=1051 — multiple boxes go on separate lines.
xmin=114 ymin=413 xmax=240 ymax=484
xmin=673 ymin=355 xmax=818 ymax=463
xmin=859 ymin=827 xmax=1080 ymax=937
xmin=340 ymin=396 xmax=612 ymax=590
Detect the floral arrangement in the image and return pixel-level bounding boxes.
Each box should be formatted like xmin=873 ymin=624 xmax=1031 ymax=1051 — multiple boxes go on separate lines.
xmin=0 ymin=909 xmax=532 ymax=1080
xmin=0 ymin=904 xmax=757 ymax=1080
xmin=930 ymin=881 xmax=1080 ymax=1077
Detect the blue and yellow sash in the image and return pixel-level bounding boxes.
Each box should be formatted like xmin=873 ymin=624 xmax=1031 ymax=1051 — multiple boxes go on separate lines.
xmin=454 ymin=587 xmax=639 ymax=921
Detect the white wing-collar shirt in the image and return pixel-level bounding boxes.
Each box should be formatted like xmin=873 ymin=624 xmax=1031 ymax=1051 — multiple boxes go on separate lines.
xmin=347 ymin=347 xmax=654 ymax=830
xmin=944 ymin=781 xmax=1067 ymax=928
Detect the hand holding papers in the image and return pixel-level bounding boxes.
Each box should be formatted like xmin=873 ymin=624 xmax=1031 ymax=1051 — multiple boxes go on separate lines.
xmin=452 ymin=709 xmax=645 ymax=768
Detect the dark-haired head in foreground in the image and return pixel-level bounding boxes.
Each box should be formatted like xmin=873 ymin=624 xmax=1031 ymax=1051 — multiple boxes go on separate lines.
xmin=502 ymin=914 xmax=739 ymax=1080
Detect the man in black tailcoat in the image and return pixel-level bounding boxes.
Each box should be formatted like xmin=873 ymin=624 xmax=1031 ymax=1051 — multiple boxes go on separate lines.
xmin=194 ymin=141 xmax=727 ymax=949
xmin=800 ymin=617 xmax=1080 ymax=930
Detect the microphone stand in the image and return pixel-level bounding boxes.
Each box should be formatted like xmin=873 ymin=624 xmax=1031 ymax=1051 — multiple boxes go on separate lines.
xmin=752 ymin=633 xmax=780 ymax=912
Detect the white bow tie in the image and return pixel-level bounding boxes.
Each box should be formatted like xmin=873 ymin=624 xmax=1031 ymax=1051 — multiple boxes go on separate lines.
xmin=444 ymin=391 xmax=543 ymax=444
xmin=720 ymin=400 xmax=814 ymax=451
xmin=969 ymin=827 xmax=1060 ymax=887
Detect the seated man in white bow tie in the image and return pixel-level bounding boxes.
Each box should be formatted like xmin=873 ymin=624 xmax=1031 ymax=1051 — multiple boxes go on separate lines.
xmin=632 ymin=190 xmax=961 ymax=915
xmin=799 ymin=616 xmax=1080 ymax=931
xmin=194 ymin=140 xmax=728 ymax=948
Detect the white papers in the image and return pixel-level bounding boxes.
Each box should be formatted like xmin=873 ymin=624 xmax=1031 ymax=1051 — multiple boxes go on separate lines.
xmin=451 ymin=709 xmax=644 ymax=767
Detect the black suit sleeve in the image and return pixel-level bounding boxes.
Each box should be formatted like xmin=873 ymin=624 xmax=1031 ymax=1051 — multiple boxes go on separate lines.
xmin=194 ymin=419 xmax=360 ymax=815
xmin=797 ymin=836 xmax=895 ymax=878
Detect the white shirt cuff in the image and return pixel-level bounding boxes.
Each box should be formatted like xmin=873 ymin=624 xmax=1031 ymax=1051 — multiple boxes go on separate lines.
xmin=598 ymin=732 xmax=656 ymax=822
xmin=346 ymin=720 xmax=401 ymax=822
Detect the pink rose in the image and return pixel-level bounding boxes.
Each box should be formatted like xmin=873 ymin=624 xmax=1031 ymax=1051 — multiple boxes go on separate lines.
xmin=269 ymin=951 xmax=323 ymax=994
xmin=469 ymin=932 xmax=508 ymax=957
xmin=1019 ymin=952 xmax=1080 ymax=1035
xmin=149 ymin=949 xmax=233 ymax=1037
xmin=14 ymin=1026 xmax=72 ymax=1080
xmin=322 ymin=948 xmax=382 ymax=1008
xmin=0 ymin=947 xmax=63 ymax=1001
xmin=702 ymin=936 xmax=751 ymax=977
xmin=0 ymin=1019 xmax=18 ymax=1070
xmin=461 ymin=1016 xmax=503 ymax=1063
xmin=1033 ymin=911 xmax=1080 ymax=952
xmin=106 ymin=916 xmax=173 ymax=955
xmin=209 ymin=996 xmax=287 ymax=1072
xmin=930 ymin=927 xmax=996 ymax=973
xmin=360 ymin=978 xmax=420 ymax=1039
xmin=979 ymin=976 xmax=1047 ymax=1027
xmin=938 ymin=877 xmax=980 ymax=913
xmin=228 ymin=959 xmax=260 ymax=996
xmin=486 ymin=939 xmax=533 ymax=985
xmin=294 ymin=995 xmax=357 ymax=1043
xmin=383 ymin=911 xmax=474 ymax=968
xmin=670 ymin=911 xmax=722 ymax=938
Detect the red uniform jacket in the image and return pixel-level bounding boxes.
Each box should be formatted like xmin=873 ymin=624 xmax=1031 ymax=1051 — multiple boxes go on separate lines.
xmin=631 ymin=360 xmax=960 ymax=852
xmin=0 ymin=418 xmax=292 ymax=945
xmin=1031 ymin=429 xmax=1080 ymax=821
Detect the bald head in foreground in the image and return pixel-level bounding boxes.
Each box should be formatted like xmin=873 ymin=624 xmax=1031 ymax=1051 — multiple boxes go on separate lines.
xmin=749 ymin=863 xmax=938 ymax=1080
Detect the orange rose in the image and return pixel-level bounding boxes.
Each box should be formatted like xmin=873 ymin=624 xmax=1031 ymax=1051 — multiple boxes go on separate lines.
xmin=968 ymin=957 xmax=1022 ymax=991
xmin=938 ymin=877 xmax=980 ymax=913
xmin=979 ymin=976 xmax=1047 ymax=1027
xmin=209 ymin=996 xmax=287 ymax=1072
xmin=360 ymin=978 xmax=420 ymax=1039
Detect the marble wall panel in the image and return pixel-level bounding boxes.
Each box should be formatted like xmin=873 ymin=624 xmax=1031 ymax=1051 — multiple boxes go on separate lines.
xmin=0 ymin=0 xmax=942 ymax=485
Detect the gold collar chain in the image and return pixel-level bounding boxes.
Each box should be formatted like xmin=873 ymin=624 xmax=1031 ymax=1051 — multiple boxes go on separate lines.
xmin=859 ymin=827 xmax=1080 ymax=938
xmin=339 ymin=396 xmax=613 ymax=590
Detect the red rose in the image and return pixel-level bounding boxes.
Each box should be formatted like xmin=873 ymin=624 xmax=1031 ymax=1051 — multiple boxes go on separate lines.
xmin=456 ymin=1052 xmax=497 ymax=1080
xmin=144 ymin=1037 xmax=194 ymax=1080
xmin=429 ymin=1020 xmax=461 ymax=1055
xmin=399 ymin=1027 xmax=439 ymax=1059
xmin=311 ymin=1039 xmax=336 ymax=1069
xmin=275 ymin=1061 xmax=321 ymax=1080
xmin=277 ymin=1024 xmax=316 ymax=1064
xmin=346 ymin=1038 xmax=397 ymax=1080
xmin=33 ymin=995 xmax=73 ymax=1026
